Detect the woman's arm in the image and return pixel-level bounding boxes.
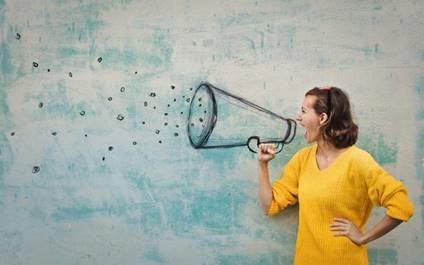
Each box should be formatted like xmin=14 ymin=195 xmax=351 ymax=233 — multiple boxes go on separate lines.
xmin=257 ymin=161 xmax=273 ymax=214
xmin=330 ymin=214 xmax=402 ymax=245
xmin=257 ymin=144 xmax=276 ymax=215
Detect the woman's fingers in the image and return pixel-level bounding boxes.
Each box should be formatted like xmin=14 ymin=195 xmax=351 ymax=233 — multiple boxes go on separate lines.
xmin=259 ymin=143 xmax=276 ymax=154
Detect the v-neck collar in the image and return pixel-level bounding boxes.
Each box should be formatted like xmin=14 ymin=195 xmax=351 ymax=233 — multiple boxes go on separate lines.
xmin=312 ymin=144 xmax=354 ymax=173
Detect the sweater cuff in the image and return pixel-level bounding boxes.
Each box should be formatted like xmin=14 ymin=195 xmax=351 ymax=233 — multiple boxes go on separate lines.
xmin=385 ymin=191 xmax=414 ymax=222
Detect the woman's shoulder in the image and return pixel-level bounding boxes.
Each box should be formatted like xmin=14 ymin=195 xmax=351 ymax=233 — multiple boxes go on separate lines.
xmin=346 ymin=145 xmax=379 ymax=166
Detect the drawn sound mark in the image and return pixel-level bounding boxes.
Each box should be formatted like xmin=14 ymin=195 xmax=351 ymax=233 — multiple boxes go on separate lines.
xmin=150 ymin=92 xmax=156 ymax=97
xmin=68 ymin=72 xmax=73 ymax=78
xmin=97 ymin=57 xmax=102 ymax=63
xmin=32 ymin=166 xmax=40 ymax=174
xmin=155 ymin=130 xmax=160 ymax=134
xmin=132 ymin=141 xmax=137 ymax=145
xmin=80 ymin=111 xmax=86 ymax=116
xmin=171 ymin=85 xmax=175 ymax=90
xmin=144 ymin=101 xmax=148 ymax=107
xmin=10 ymin=132 xmax=15 ymax=136
xmin=117 ymin=114 xmax=125 ymax=121
xmin=39 ymin=102 xmax=44 ymax=108
xmin=120 ymin=87 xmax=125 ymax=92
xmin=142 ymin=121 xmax=146 ymax=125
xmin=32 ymin=62 xmax=39 ymax=67
xmin=47 ymin=69 xmax=51 ymax=72
xmin=108 ymin=97 xmax=113 ymax=101
xmin=51 ymin=132 xmax=57 ymax=136
xmin=108 ymin=146 xmax=113 ymax=151
xmin=134 ymin=71 xmax=138 ymax=74
xmin=16 ymin=33 xmax=21 ymax=39
xmin=102 ymin=156 xmax=105 ymax=161
xmin=174 ymin=132 xmax=179 ymax=137
xmin=158 ymin=140 xmax=162 ymax=144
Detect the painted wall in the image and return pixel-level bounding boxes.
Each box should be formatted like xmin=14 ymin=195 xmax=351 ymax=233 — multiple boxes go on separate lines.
xmin=1 ymin=0 xmax=423 ymax=264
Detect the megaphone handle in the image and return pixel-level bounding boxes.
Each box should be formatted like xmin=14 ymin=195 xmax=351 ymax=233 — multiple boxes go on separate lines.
xmin=247 ymin=136 xmax=260 ymax=153
xmin=274 ymin=142 xmax=284 ymax=154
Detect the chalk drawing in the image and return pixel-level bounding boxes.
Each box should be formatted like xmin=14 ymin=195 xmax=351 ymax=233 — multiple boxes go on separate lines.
xmin=187 ymin=83 xmax=297 ymax=153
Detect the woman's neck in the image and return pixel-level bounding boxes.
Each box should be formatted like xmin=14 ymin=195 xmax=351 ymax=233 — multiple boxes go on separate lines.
xmin=316 ymin=139 xmax=346 ymax=159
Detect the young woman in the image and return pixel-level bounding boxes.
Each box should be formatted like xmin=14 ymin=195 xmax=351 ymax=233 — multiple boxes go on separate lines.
xmin=257 ymin=87 xmax=414 ymax=265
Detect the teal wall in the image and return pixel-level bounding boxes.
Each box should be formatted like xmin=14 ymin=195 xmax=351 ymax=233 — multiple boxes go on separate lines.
xmin=1 ymin=0 xmax=423 ymax=264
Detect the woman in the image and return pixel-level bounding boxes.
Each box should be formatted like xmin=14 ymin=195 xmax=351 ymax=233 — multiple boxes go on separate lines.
xmin=257 ymin=86 xmax=414 ymax=265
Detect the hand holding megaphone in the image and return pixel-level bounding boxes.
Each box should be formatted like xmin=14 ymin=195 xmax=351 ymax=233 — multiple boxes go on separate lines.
xmin=257 ymin=143 xmax=277 ymax=163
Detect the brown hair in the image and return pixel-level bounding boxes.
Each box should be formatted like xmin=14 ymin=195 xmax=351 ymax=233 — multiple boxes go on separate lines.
xmin=305 ymin=87 xmax=358 ymax=148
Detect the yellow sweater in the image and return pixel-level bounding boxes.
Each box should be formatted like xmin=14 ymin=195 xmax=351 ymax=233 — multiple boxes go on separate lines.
xmin=268 ymin=144 xmax=414 ymax=265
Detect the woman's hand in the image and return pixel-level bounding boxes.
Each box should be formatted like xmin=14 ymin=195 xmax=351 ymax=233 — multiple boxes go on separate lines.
xmin=330 ymin=217 xmax=364 ymax=245
xmin=257 ymin=143 xmax=276 ymax=163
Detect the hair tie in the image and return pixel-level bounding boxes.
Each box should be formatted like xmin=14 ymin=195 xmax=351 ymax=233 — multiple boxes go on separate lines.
xmin=319 ymin=86 xmax=332 ymax=91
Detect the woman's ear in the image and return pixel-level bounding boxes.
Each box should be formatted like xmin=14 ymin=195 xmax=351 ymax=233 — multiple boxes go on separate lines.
xmin=319 ymin=113 xmax=328 ymax=125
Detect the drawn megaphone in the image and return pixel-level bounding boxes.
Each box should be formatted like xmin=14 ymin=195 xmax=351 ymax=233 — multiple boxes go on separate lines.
xmin=187 ymin=83 xmax=296 ymax=153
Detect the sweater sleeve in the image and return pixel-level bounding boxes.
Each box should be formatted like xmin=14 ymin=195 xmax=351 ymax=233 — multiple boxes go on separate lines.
xmin=267 ymin=150 xmax=303 ymax=216
xmin=364 ymin=155 xmax=414 ymax=222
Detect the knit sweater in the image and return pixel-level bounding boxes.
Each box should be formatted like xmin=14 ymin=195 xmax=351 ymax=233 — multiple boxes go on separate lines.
xmin=267 ymin=144 xmax=414 ymax=265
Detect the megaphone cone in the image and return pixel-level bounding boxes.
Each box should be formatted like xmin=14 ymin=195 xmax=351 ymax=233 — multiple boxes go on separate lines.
xmin=187 ymin=83 xmax=296 ymax=153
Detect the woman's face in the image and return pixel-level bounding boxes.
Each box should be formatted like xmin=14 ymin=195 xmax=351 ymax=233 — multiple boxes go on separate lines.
xmin=297 ymin=95 xmax=326 ymax=143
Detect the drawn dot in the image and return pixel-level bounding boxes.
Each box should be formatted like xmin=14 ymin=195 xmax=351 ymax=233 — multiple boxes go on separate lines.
xmin=174 ymin=132 xmax=179 ymax=137
xmin=191 ymin=123 xmax=195 ymax=127
xmin=173 ymin=98 xmax=176 ymax=102
xmin=155 ymin=129 xmax=160 ymax=134
xmin=68 ymin=72 xmax=73 ymax=78
xmin=183 ymin=95 xmax=186 ymax=98
xmin=199 ymin=118 xmax=203 ymax=122
xmin=158 ymin=140 xmax=162 ymax=144
xmin=150 ymin=92 xmax=156 ymax=97
xmin=132 ymin=141 xmax=137 ymax=145
xmin=199 ymin=104 xmax=202 ymax=107
xmin=171 ymin=85 xmax=175 ymax=90
xmin=39 ymin=102 xmax=44 ymax=108
xmin=120 ymin=86 xmax=125 ymax=92
xmin=102 ymin=156 xmax=106 ymax=161
xmin=153 ymin=106 xmax=156 ymax=109
xmin=164 ymin=113 xmax=168 ymax=116
xmin=97 ymin=57 xmax=102 ymax=63
xmin=80 ymin=111 xmax=86 ymax=116
xmin=108 ymin=97 xmax=112 ymax=101
xmin=16 ymin=33 xmax=21 ymax=39
xmin=180 ymin=112 xmax=184 ymax=115
xmin=10 ymin=132 xmax=15 ymax=136
xmin=47 ymin=69 xmax=51 ymax=72
xmin=134 ymin=71 xmax=138 ymax=74
xmin=108 ymin=146 xmax=113 ymax=151
xmin=190 ymin=87 xmax=193 ymax=91
xmin=167 ymin=104 xmax=170 ymax=107
xmin=142 ymin=121 xmax=146 ymax=125
xmin=32 ymin=166 xmax=40 ymax=174
xmin=84 ymin=134 xmax=88 ymax=137
xmin=144 ymin=101 xmax=148 ymax=107
xmin=186 ymin=98 xmax=191 ymax=103
xmin=32 ymin=62 xmax=39 ymax=67
xmin=198 ymin=97 xmax=202 ymax=102
xmin=176 ymin=124 xmax=179 ymax=128
xmin=164 ymin=122 xmax=168 ymax=126
xmin=51 ymin=132 xmax=57 ymax=136
xmin=204 ymin=110 xmax=207 ymax=114
xmin=117 ymin=114 xmax=125 ymax=121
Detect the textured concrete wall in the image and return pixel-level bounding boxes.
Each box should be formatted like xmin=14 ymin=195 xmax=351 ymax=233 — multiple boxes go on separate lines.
xmin=0 ymin=0 xmax=423 ymax=264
